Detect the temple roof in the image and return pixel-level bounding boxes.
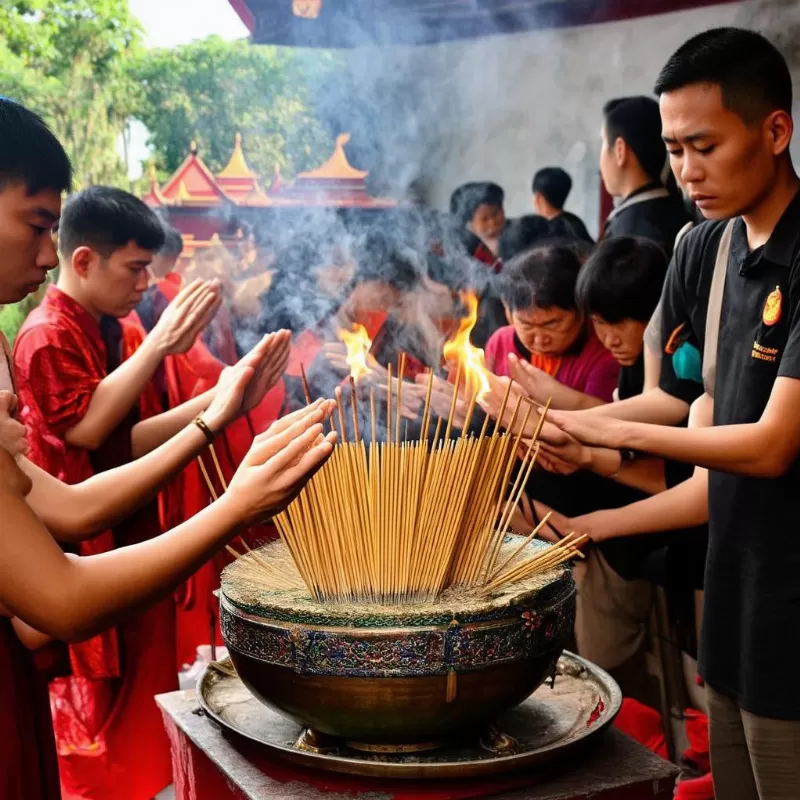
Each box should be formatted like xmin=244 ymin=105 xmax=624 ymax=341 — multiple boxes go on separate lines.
xmin=144 ymin=132 xmax=396 ymax=210
xmin=217 ymin=133 xmax=260 ymax=203
xmin=218 ymin=133 xmax=257 ymax=180
xmin=229 ymin=0 xmax=737 ymax=48
xmin=296 ymin=134 xmax=367 ymax=181
xmin=160 ymin=142 xmax=230 ymax=207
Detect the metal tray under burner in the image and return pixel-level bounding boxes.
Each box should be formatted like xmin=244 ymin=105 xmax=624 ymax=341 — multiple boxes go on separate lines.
xmin=197 ymin=651 xmax=622 ymax=780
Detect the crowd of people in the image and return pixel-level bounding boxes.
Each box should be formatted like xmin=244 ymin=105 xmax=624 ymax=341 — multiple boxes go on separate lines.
xmin=0 ymin=23 xmax=799 ymax=800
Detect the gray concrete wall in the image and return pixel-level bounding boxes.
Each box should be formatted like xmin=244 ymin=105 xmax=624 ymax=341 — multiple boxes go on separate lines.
xmin=340 ymin=2 xmax=800 ymax=237
xmin=415 ymin=3 xmax=747 ymax=235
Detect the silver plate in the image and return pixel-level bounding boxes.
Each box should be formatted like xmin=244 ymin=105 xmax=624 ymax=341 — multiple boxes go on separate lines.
xmin=196 ymin=651 xmax=622 ymax=779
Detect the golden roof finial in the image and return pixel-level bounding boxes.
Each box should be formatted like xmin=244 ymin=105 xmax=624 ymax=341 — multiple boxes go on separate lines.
xmin=147 ymin=163 xmax=157 ymax=184
xmin=190 ymin=140 xmax=198 ymax=156
xmin=175 ymin=180 xmax=193 ymax=204
xmin=297 ymin=132 xmax=368 ymax=181
xmin=218 ymin=131 xmax=255 ymax=180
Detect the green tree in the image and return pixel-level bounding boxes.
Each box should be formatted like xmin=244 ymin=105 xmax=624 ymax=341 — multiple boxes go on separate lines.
xmin=0 ymin=0 xmax=143 ymax=188
xmin=0 ymin=1 xmax=142 ymax=340
xmin=133 ymin=37 xmax=340 ymax=179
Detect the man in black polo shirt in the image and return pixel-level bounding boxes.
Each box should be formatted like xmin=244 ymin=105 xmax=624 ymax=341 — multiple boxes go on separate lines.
xmin=601 ymin=96 xmax=690 ymax=257
xmin=545 ymin=28 xmax=800 ymax=799
xmin=532 ymin=167 xmax=594 ymax=244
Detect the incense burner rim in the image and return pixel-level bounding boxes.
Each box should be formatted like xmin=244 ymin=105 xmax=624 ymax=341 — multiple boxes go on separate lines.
xmin=220 ymin=575 xmax=575 ymax=679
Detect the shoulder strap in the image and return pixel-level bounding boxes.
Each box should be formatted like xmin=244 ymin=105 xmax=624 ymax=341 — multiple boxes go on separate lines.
xmin=674 ymin=221 xmax=695 ymax=250
xmin=605 ymin=187 xmax=671 ymax=224
xmin=702 ymin=219 xmax=737 ymax=397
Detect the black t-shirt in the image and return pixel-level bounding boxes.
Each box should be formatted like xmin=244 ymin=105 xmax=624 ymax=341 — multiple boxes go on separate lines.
xmin=659 ymin=190 xmax=800 ymax=719
xmin=548 ymin=211 xmax=595 ymax=245
xmin=604 ymin=184 xmax=691 ymax=258
xmin=617 ymin=354 xmax=645 ymax=401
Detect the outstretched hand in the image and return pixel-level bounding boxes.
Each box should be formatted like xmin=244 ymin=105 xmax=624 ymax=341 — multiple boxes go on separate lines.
xmin=0 ymin=392 xmax=28 ymax=459
xmin=537 ymin=429 xmax=591 ymax=476
xmin=205 ymin=331 xmax=292 ymax=430
xmin=540 ymin=407 xmax=625 ymax=450
xmin=225 ymin=400 xmax=338 ymax=526
xmin=507 ymin=353 xmax=560 ymax=404
xmin=238 ymin=330 xmax=291 ymax=413
xmin=321 ymin=342 xmax=386 ymax=385
xmin=151 ymin=279 xmax=223 ymax=356
xmin=478 ymin=374 xmax=569 ymax=445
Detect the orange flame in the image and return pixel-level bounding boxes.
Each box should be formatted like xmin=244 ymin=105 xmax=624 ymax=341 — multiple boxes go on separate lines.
xmin=443 ymin=292 xmax=491 ymax=401
xmin=337 ymin=324 xmax=373 ymax=382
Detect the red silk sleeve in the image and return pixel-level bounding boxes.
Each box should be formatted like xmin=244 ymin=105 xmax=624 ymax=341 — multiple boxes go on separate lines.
xmin=22 ymin=337 xmax=101 ymax=436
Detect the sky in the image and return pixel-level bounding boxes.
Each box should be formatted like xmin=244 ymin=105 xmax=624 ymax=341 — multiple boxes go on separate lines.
xmin=128 ymin=0 xmax=248 ymax=48
xmin=124 ymin=0 xmax=249 ymax=176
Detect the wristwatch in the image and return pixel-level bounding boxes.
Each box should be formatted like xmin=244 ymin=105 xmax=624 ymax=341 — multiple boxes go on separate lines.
xmin=609 ymin=449 xmax=636 ymax=479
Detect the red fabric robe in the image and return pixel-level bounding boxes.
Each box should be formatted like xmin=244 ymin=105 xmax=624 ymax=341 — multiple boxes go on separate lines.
xmin=144 ymin=277 xmax=285 ymax=667
xmin=14 ymin=286 xmax=175 ymax=800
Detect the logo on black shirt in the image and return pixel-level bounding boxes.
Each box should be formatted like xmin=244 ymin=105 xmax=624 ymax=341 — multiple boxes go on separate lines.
xmin=762 ymin=285 xmax=782 ymax=326
xmin=752 ymin=341 xmax=779 ymax=363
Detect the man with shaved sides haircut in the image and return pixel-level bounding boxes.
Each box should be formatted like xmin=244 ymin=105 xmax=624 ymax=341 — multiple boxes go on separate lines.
xmin=542 ymin=29 xmax=800 ymax=800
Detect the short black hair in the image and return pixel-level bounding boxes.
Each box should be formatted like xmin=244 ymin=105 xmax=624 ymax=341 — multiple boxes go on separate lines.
xmin=354 ymin=230 xmax=421 ymax=292
xmin=59 ymin=186 xmax=166 ymax=259
xmin=497 ymin=215 xmax=552 ymax=262
xmin=654 ymin=28 xmax=792 ymax=125
xmin=575 ymin=236 xmax=668 ymax=324
xmin=532 ymin=167 xmax=572 ymax=209
xmin=263 ymin=238 xmax=340 ymax=332
xmin=158 ymin=226 xmax=184 ymax=258
xmin=500 ymin=244 xmax=582 ymax=313
xmin=0 ymin=97 xmax=72 ymax=194
xmin=603 ymin=96 xmax=666 ymax=183
xmin=449 ymin=182 xmax=505 ymax=227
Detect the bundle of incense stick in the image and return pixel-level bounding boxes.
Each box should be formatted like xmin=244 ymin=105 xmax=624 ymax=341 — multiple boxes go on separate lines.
xmin=263 ymin=357 xmax=586 ymax=605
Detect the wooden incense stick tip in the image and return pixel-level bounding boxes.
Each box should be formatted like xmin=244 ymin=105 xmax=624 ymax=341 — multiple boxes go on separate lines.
xmin=369 ymin=387 xmax=377 ymax=445
xmin=225 ymin=544 xmax=242 ymax=560
xmin=335 ymin=385 xmax=348 ymax=443
xmin=349 ymin=376 xmax=361 ymax=442
xmin=299 ymin=363 xmax=313 ymax=405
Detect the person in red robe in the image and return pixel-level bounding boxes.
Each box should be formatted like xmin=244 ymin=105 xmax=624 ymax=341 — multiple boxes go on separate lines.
xmin=271 ymin=232 xmax=432 ymax=406
xmin=136 ymin=231 xmax=286 ymax=667
xmin=0 ymin=97 xmax=334 ymax=800
xmin=13 ymin=186 xmax=278 ymax=800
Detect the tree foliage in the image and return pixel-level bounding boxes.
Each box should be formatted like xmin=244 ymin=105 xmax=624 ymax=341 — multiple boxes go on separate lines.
xmin=133 ymin=37 xmax=340 ymax=179
xmin=0 ymin=1 xmax=143 ymax=188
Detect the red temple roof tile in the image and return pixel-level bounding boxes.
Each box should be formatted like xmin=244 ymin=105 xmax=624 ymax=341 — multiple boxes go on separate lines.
xmin=161 ymin=142 xmax=230 ymax=206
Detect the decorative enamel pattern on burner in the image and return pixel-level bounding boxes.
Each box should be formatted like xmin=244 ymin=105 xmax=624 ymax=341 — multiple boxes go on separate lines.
xmin=220 ymin=587 xmax=575 ymax=678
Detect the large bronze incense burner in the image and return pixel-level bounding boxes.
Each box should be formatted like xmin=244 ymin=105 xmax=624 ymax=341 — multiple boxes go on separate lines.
xmin=218 ymin=356 xmax=588 ymax=754
xmin=220 ymin=539 xmax=575 ymax=749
